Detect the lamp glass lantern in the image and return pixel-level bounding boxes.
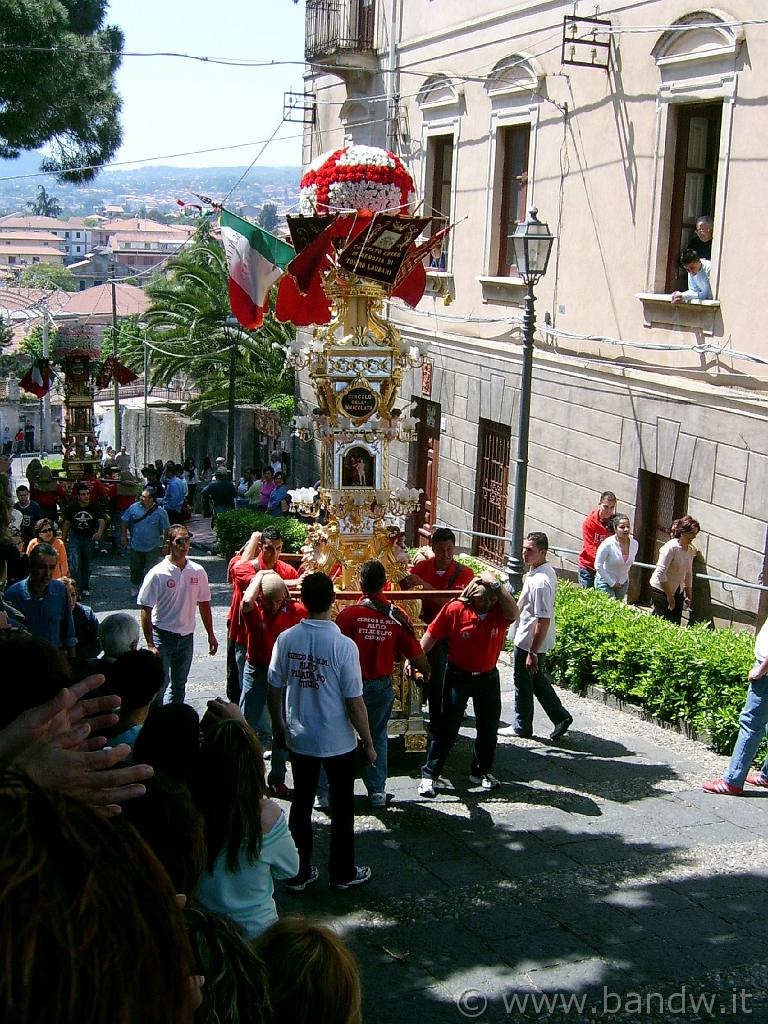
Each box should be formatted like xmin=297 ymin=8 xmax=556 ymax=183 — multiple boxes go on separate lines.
xmin=511 ymin=208 xmax=554 ymax=283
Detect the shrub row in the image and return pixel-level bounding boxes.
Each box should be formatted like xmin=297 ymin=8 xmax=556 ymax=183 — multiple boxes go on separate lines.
xmin=547 ymin=582 xmax=755 ymax=755
xmin=213 ymin=510 xmax=308 ymax=558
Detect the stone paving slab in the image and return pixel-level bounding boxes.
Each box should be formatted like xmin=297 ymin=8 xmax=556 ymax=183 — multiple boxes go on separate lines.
xmin=83 ymin=544 xmax=768 ymax=1023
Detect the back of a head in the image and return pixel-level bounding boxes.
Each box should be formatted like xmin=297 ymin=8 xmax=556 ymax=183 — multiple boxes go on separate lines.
xmin=120 ymin=771 xmax=205 ymax=896
xmin=99 ymin=612 xmax=140 ymax=659
xmin=191 ymin=720 xmax=267 ymax=872
xmin=0 ymin=765 xmax=196 ymax=1024
xmin=103 ymin=649 xmax=165 ymax=713
xmin=132 ymin=703 xmax=201 ymax=783
xmin=300 ymin=572 xmax=335 ymax=615
xmin=0 ymin=633 xmax=71 ymax=730
xmin=359 ymin=559 xmax=386 ymax=596
xmin=256 ymin=917 xmax=361 ymax=1024
xmin=183 ymin=907 xmax=270 ymax=1024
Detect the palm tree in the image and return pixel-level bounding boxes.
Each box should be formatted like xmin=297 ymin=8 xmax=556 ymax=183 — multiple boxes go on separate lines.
xmin=126 ymin=235 xmax=295 ymax=417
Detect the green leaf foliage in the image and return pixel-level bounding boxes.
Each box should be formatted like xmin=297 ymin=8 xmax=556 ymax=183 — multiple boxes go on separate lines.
xmin=213 ymin=509 xmax=308 ymax=559
xmin=19 ymin=261 xmax=76 ymax=291
xmin=547 ymin=582 xmax=756 ymax=755
xmin=0 ymin=0 xmax=124 ymax=182
xmin=122 ymin=235 xmax=296 ymax=418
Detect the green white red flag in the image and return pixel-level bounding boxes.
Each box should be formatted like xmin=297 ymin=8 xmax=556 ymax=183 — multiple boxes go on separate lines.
xmin=219 ymin=209 xmax=294 ymax=329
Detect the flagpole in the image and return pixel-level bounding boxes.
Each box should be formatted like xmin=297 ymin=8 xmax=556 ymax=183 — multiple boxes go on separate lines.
xmin=41 ymin=304 xmax=49 ymax=456
xmin=111 ymin=265 xmax=120 ymax=449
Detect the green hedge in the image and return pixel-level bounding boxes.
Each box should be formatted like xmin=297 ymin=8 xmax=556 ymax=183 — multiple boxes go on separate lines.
xmin=213 ymin=510 xmax=308 ymax=558
xmin=547 ymin=582 xmax=755 ymax=755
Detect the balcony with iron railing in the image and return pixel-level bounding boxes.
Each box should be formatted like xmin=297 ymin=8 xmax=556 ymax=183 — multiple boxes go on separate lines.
xmin=305 ymin=0 xmax=378 ymax=69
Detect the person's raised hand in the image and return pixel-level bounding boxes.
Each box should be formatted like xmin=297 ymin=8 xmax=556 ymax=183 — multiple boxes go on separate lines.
xmin=0 ymin=674 xmax=117 ymax=761
xmin=205 ymin=697 xmax=246 ymax=724
xmin=15 ymin=730 xmax=153 ymax=817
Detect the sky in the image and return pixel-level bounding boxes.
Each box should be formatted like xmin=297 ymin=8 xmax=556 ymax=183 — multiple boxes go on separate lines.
xmin=105 ymin=0 xmax=306 ymax=168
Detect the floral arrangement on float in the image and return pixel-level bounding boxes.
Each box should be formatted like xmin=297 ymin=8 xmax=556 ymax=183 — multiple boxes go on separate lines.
xmin=52 ymin=324 xmax=102 ymax=362
xmin=299 ymin=145 xmax=416 ymax=215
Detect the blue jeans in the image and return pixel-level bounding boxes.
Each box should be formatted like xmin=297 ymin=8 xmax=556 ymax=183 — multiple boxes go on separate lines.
xmin=725 ymin=670 xmax=768 ymax=788
xmin=240 ymin=661 xmax=287 ymax=786
xmin=595 ymin=575 xmax=628 ymax=601
xmin=67 ymin=533 xmax=94 ymax=591
xmin=129 ymin=548 xmax=161 ymax=589
xmin=363 ymin=676 xmax=395 ymax=795
xmin=426 ymin=637 xmax=449 ymax=737
xmin=422 ymin=665 xmax=502 ymax=780
xmin=578 ymin=567 xmax=595 ymax=589
xmin=513 ymin=646 xmax=570 ymax=736
xmin=153 ymin=628 xmax=194 ymax=704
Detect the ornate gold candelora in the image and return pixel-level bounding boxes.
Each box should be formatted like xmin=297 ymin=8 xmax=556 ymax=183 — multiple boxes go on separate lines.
xmin=287 ymin=271 xmax=428 ymax=748
xmin=288 ymin=271 xmax=423 ymax=590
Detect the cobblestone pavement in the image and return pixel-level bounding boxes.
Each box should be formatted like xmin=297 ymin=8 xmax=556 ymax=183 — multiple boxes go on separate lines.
xmin=86 ymin=529 xmax=767 ymax=1024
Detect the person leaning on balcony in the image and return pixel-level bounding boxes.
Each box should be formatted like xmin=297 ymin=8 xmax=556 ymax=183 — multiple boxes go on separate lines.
xmin=671 ymin=249 xmax=711 ymax=304
xmin=649 ymin=515 xmax=700 ymax=625
xmin=578 ymin=491 xmax=616 ymax=588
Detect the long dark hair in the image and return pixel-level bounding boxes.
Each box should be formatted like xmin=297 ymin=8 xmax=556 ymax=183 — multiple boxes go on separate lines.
xmin=190 ymin=720 xmax=267 ymax=873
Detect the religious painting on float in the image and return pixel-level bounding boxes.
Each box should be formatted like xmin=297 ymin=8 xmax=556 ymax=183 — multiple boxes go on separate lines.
xmin=341 ymin=446 xmax=374 ymax=488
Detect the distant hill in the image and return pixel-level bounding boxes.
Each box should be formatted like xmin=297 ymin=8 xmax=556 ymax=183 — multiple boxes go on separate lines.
xmin=0 ymin=158 xmax=301 ymax=217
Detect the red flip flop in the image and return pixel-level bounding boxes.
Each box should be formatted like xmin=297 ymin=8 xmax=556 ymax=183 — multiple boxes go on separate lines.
xmin=702 ymin=778 xmax=743 ymax=796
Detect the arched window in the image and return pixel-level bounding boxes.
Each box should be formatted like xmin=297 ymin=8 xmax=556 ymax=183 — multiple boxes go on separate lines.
xmin=643 ymin=10 xmax=744 ymax=299
xmin=480 ymin=55 xmax=542 ymax=289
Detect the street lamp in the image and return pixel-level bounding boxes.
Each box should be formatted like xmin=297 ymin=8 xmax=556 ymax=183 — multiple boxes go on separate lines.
xmin=507 ymin=208 xmax=554 ymax=592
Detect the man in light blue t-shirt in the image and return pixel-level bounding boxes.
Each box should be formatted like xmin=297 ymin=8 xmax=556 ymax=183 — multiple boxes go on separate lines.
xmin=268 ymin=572 xmax=375 ymax=893
xmin=121 ymin=487 xmax=170 ymax=596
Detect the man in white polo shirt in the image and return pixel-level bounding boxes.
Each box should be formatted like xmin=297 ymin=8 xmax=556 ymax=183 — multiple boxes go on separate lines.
xmin=138 ymin=522 xmax=219 ymax=704
xmin=509 ymin=531 xmax=573 ymax=741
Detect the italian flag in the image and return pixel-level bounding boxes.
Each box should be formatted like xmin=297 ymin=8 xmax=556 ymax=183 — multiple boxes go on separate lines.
xmin=220 ymin=209 xmax=294 ymax=329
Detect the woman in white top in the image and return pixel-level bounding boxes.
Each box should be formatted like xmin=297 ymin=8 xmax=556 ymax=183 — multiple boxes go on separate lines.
xmin=648 ymin=515 xmax=700 ymax=624
xmin=594 ymin=514 xmax=638 ymax=601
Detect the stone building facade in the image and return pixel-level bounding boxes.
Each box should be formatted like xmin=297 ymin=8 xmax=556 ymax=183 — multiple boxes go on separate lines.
xmin=296 ymin=1 xmax=768 ymax=625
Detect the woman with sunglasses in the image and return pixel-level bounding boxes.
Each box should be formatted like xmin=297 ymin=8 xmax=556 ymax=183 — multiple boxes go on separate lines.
xmin=26 ymin=518 xmax=68 ymax=579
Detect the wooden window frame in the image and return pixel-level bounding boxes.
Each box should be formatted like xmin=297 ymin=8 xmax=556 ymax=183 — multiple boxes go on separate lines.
xmin=664 ymin=101 xmax=722 ymax=292
xmin=496 ymin=123 xmax=531 ymax=277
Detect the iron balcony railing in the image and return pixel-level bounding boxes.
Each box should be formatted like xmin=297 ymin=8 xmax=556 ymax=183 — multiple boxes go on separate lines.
xmin=305 ymin=0 xmax=376 ymax=61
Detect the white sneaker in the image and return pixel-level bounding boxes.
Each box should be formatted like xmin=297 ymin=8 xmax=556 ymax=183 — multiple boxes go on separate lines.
xmin=469 ymin=773 xmax=500 ymax=790
xmin=418 ymin=777 xmax=436 ymax=798
xmin=369 ymin=792 xmax=387 ymax=809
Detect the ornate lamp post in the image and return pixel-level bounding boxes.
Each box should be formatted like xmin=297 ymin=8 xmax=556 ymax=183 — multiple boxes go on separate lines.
xmin=507 ymin=208 xmax=554 ymax=592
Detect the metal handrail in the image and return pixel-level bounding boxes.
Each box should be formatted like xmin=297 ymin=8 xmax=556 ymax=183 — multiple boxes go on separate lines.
xmin=436 ymin=523 xmax=768 ymax=595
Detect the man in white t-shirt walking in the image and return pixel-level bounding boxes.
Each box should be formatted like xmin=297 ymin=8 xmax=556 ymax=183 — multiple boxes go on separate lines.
xmin=510 ymin=532 xmax=573 ymax=741
xmin=268 ymin=572 xmax=375 ymax=892
xmin=138 ymin=523 xmax=219 ymax=704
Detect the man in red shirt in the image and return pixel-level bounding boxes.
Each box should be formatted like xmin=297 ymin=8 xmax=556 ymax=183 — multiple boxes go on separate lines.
xmin=418 ymin=572 xmax=518 ymax=797
xmin=578 ymin=490 xmax=616 ymax=588
xmin=229 ymin=525 xmax=300 ymax=699
xmin=225 ymin=531 xmax=262 ymax=702
xmin=336 ymin=559 xmax=430 ymax=809
xmin=402 ymin=527 xmax=474 ymax=736
xmin=240 ymin=570 xmax=306 ymax=797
